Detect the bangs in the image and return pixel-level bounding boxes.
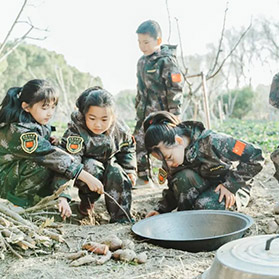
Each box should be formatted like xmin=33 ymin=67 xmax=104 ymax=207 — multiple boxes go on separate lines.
xmin=35 ymin=87 xmax=59 ymax=106
xmin=144 ymin=124 xmax=176 ymax=153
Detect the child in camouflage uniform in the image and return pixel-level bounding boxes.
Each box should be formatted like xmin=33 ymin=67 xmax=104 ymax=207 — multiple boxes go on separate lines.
xmin=134 ymin=20 xmax=184 ymax=183
xmin=269 ymin=72 xmax=279 ymax=181
xmin=0 ymin=79 xmax=103 ymax=219
xmin=143 ymin=111 xmax=264 ymax=217
xmin=55 ymin=87 xmax=137 ymax=223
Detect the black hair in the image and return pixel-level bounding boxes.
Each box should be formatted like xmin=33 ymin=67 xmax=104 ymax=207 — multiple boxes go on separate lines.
xmin=144 ymin=111 xmax=186 ymax=155
xmin=76 ymin=86 xmax=115 ymax=115
xmin=136 ymin=20 xmax=162 ymax=40
xmin=0 ymin=79 xmax=58 ymax=124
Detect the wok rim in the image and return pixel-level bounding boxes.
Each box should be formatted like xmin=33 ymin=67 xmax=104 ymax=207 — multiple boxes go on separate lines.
xmin=131 ymin=210 xmax=254 ymax=242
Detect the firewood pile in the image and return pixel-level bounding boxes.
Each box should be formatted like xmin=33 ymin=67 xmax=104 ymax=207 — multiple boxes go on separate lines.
xmin=0 ymin=182 xmax=70 ymax=259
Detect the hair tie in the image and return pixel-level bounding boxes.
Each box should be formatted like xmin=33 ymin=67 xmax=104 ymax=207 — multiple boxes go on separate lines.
xmin=162 ymin=120 xmax=176 ymax=127
xmin=17 ymin=89 xmax=22 ymax=99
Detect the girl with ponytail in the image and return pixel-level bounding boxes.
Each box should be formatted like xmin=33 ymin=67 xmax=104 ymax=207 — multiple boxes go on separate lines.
xmin=0 ymin=80 xmax=103 ymax=220
xmin=143 ymin=111 xmax=264 ymax=217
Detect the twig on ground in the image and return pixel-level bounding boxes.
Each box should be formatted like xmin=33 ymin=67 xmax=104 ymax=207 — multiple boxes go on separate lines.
xmin=104 ymin=191 xmax=132 ymax=223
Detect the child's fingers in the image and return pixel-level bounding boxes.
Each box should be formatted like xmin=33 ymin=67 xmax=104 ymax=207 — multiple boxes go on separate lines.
xmin=214 ymin=184 xmax=221 ymax=193
xmin=218 ymin=191 xmax=225 ymax=203
xmin=58 ymin=202 xmax=62 ymax=213
xmin=229 ymin=194 xmax=236 ymax=208
xmin=128 ymin=174 xmax=136 ymax=186
xmin=97 ymin=185 xmax=104 ymax=194
xmin=146 ymin=210 xmax=159 ymax=218
xmin=225 ymin=195 xmax=231 ymax=208
xmin=65 ymin=207 xmax=72 ymax=217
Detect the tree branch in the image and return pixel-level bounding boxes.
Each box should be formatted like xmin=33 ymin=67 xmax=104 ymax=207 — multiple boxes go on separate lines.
xmin=208 ymin=2 xmax=229 ymax=75
xmin=207 ymin=21 xmax=252 ymax=80
xmin=165 ymin=0 xmax=171 ymax=44
xmin=0 ymin=0 xmax=28 ymax=56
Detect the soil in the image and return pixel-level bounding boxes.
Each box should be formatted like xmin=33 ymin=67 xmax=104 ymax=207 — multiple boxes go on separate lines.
xmin=0 ymin=156 xmax=278 ymax=279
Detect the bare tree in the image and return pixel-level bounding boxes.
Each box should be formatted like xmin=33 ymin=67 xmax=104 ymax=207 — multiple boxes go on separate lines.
xmin=178 ymin=3 xmax=251 ymax=123
xmin=0 ymin=0 xmax=48 ymax=64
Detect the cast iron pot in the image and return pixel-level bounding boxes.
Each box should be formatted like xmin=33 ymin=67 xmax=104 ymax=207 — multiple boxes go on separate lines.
xmin=202 ymin=234 xmax=279 ymax=279
xmin=131 ymin=210 xmax=253 ymax=252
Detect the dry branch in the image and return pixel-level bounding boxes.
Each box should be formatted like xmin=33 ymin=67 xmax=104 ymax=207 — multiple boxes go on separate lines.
xmin=0 ymin=182 xmax=72 ymax=258
xmin=24 ymin=180 xmax=73 ymax=213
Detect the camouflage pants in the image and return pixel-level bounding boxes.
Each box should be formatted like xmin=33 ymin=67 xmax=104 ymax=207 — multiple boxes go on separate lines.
xmin=271 ymin=148 xmax=279 ymax=182
xmin=0 ymin=160 xmax=53 ymax=207
xmin=53 ymin=157 xmax=132 ymax=222
xmin=133 ymin=121 xmax=149 ymax=180
xmin=169 ymin=169 xmax=226 ymax=210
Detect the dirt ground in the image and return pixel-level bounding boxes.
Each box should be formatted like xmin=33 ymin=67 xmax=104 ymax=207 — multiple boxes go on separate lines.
xmin=0 ymin=156 xmax=278 ymax=279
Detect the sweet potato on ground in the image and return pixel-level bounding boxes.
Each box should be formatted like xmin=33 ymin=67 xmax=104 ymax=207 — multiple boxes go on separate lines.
xmin=82 ymin=242 xmax=109 ymax=255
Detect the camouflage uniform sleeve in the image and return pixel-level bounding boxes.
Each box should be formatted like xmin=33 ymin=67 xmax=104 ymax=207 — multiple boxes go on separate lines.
xmin=115 ymin=133 xmax=137 ymax=176
xmin=161 ymin=56 xmax=184 ymax=115
xmin=269 ymin=73 xmax=279 ymax=109
xmin=154 ymin=187 xmax=178 ymax=213
xmin=135 ymin=61 xmax=144 ymax=110
xmin=201 ymin=134 xmax=264 ymax=194
xmin=9 ymin=127 xmax=83 ymax=180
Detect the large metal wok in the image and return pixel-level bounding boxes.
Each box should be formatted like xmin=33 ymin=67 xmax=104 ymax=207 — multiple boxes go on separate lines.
xmin=131 ymin=210 xmax=253 ymax=252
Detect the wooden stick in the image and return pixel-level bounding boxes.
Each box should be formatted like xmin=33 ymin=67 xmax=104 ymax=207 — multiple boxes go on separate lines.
xmin=1 ymin=235 xmax=22 ymax=259
xmin=104 ymin=191 xmax=132 ymax=223
xmin=201 ymin=72 xmax=211 ymax=129
xmin=24 ymin=181 xmax=73 ymax=213
xmin=0 ymin=203 xmax=35 ymax=229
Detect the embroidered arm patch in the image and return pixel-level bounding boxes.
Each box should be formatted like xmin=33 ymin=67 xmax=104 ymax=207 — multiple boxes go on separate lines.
xmin=158 ymin=168 xmax=167 ymax=185
xmin=20 ymin=132 xmax=38 ymax=154
xmin=66 ymin=136 xmax=84 ymax=154
xmin=171 ymin=73 xmax=182 ymax=83
xmin=232 ymin=140 xmax=246 ymax=156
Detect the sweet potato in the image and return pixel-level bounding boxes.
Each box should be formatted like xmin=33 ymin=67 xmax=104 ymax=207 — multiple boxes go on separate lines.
xmin=134 ymin=252 xmax=148 ymax=264
xmin=70 ymin=255 xmax=96 ymax=267
xmin=102 ymin=235 xmax=122 ymax=251
xmin=121 ymin=239 xmax=135 ymax=250
xmin=82 ymin=242 xmax=109 ymax=255
xmin=96 ymin=250 xmax=112 ymax=265
xmin=112 ymin=249 xmax=136 ymax=262
xmin=67 ymin=250 xmax=87 ymax=260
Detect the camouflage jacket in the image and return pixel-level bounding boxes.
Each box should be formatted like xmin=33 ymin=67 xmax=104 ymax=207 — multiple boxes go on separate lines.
xmin=269 ymin=73 xmax=279 ymax=109
xmin=135 ymin=44 xmax=184 ymax=122
xmin=156 ymin=121 xmax=264 ymax=212
xmin=0 ymin=121 xmax=83 ymax=198
xmin=60 ymin=112 xmax=137 ymax=175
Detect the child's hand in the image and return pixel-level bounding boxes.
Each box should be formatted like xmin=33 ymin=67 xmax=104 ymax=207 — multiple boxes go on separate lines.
xmin=49 ymin=136 xmax=59 ymax=146
xmin=58 ymin=197 xmax=72 ymax=220
xmin=78 ymin=170 xmax=104 ymax=194
xmin=146 ymin=210 xmax=160 ymax=218
xmin=215 ymin=184 xmax=236 ymax=209
xmin=87 ymin=176 xmax=104 ymax=194
xmin=127 ymin=173 xmax=137 ymax=186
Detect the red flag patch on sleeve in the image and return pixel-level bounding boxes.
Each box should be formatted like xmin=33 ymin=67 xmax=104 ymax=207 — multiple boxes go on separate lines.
xmin=232 ymin=140 xmax=246 ymax=156
xmin=171 ymin=73 xmax=182 ymax=83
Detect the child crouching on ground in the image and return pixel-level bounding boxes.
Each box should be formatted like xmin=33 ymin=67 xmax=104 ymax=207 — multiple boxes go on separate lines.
xmin=0 ymin=79 xmax=103 ymax=219
xmin=143 ymin=111 xmax=264 ymax=217
xmin=54 ymin=87 xmax=137 ymax=223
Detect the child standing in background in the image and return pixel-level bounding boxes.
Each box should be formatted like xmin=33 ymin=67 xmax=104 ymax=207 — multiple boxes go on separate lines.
xmin=0 ymin=79 xmax=103 ymax=219
xmin=134 ymin=19 xmax=185 ymax=184
xmin=269 ymin=73 xmax=279 ymax=181
xmin=55 ymin=87 xmax=137 ymax=223
xmin=143 ymin=111 xmax=264 ymax=217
